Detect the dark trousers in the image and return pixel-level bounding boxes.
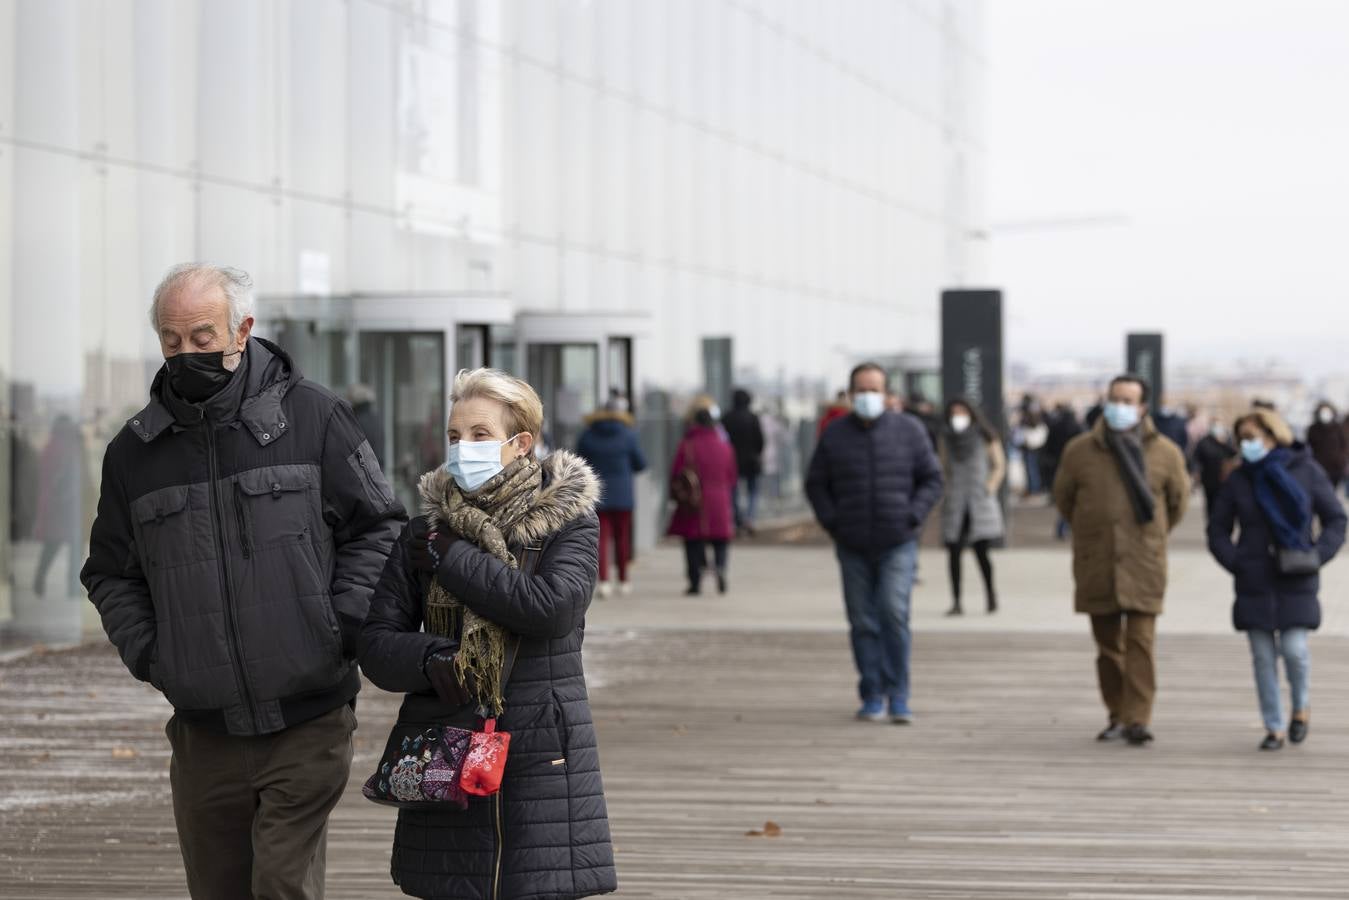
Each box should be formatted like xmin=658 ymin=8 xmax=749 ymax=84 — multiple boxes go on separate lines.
xmin=946 ymin=540 xmax=995 ymax=610
xmin=1090 ymin=612 xmax=1157 ymax=727
xmin=166 ymin=703 xmax=356 ymax=900
xmin=683 ymin=539 xmax=728 ymax=587
xmin=597 ymin=509 xmax=633 ymax=582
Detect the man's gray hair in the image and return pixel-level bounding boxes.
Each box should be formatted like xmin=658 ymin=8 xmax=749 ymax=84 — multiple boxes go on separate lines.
xmin=148 ymin=263 xmax=256 ymax=335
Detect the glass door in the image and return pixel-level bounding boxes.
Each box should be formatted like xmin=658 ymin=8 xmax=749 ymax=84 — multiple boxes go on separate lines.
xmin=527 ymin=343 xmax=599 ymax=455
xmin=359 ymin=332 xmax=446 ymax=511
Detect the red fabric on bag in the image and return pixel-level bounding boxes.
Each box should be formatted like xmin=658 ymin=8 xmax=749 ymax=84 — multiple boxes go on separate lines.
xmin=460 ymin=719 xmax=512 ymax=796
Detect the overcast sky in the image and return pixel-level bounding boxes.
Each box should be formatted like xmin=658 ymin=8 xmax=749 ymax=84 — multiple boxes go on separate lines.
xmin=987 ymin=0 xmax=1349 ymax=376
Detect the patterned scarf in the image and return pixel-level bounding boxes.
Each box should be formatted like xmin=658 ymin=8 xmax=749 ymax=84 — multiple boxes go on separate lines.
xmin=421 ymin=455 xmax=543 ymax=714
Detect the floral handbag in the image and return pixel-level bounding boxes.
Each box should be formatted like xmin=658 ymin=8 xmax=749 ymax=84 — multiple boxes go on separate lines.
xmin=363 ymin=548 xmax=539 ymax=810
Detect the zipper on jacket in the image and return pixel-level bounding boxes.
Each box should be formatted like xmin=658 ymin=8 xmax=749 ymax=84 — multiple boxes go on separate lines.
xmin=492 ymin=790 xmax=504 ymax=900
xmin=234 ymin=483 xmax=252 ymax=559
xmin=206 ymin=421 xmax=258 ymax=729
xmin=356 ymin=447 xmax=391 ymax=506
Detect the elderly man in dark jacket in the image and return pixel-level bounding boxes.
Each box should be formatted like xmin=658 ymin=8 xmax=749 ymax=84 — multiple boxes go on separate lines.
xmin=806 ymin=362 xmax=944 ymax=724
xmin=81 ymin=263 xmax=406 ymax=900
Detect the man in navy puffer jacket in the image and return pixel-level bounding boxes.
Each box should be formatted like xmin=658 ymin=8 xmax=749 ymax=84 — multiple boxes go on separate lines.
xmin=806 ymin=362 xmax=944 ymax=724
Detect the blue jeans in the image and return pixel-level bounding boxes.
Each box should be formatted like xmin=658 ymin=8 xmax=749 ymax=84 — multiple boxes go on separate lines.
xmin=1248 ymin=628 xmax=1310 ymax=733
xmin=836 ymin=541 xmax=919 ymax=704
xmin=735 ymin=475 xmax=760 ymax=528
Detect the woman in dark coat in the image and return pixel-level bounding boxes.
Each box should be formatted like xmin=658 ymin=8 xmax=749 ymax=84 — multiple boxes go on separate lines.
xmin=575 ymin=398 xmax=648 ymax=597
xmin=667 ymin=397 xmax=738 ymax=595
xmin=360 ymin=367 xmax=616 ymax=900
xmin=1305 ymin=401 xmax=1347 ymax=490
xmin=1207 ymin=407 xmax=1346 ymax=751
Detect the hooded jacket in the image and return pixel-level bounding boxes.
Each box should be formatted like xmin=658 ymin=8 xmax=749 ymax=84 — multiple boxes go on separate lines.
xmin=358 ymin=450 xmax=615 ymax=900
xmin=1207 ymin=446 xmax=1347 ymax=631
xmin=82 ymin=338 xmax=406 ymax=735
xmin=1052 ymin=417 xmax=1190 ymax=615
xmin=575 ymin=411 xmax=647 ymax=512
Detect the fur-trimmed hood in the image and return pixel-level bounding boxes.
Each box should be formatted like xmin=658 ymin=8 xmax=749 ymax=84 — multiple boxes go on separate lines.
xmin=419 ymin=450 xmax=600 ymax=547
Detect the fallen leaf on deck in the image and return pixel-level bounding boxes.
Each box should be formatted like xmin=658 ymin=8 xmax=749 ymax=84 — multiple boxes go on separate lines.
xmin=745 ymin=820 xmax=783 ymax=838
xmin=111 ymin=746 xmax=138 ymax=760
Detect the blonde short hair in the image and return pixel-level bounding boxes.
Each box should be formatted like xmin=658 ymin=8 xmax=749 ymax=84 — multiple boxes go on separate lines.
xmin=1234 ymin=407 xmax=1294 ymax=447
xmin=451 ymin=368 xmax=545 ymax=440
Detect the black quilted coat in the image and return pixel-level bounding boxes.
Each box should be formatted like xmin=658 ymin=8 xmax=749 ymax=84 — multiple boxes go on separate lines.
xmin=358 ymin=451 xmax=616 ymax=900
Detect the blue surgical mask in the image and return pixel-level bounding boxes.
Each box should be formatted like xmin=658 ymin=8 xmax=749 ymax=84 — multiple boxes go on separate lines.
xmin=1241 ymin=438 xmax=1269 ymax=464
xmin=1103 ymin=402 xmax=1141 ymax=432
xmin=852 ymin=391 xmax=885 ymax=420
xmin=446 ymin=435 xmax=519 ymax=492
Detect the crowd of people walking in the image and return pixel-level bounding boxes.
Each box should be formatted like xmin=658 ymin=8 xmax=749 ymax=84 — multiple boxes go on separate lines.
xmin=74 ymin=259 xmax=1349 ymax=898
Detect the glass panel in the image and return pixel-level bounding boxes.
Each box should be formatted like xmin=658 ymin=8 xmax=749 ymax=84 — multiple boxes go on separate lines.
xmin=455 ymin=324 xmax=487 ymax=371
xmin=272 ymin=319 xmax=350 ymax=396
xmin=607 ymin=337 xmax=632 ymax=404
xmin=490 ymin=324 xmax=517 ymax=375
xmin=359 ymin=332 xmax=446 ymax=512
xmin=527 ymin=343 xmax=599 ymax=455
xmin=702 ymin=337 xmax=733 ymax=408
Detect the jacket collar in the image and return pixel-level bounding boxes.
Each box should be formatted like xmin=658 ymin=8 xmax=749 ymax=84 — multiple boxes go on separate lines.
xmin=127 ymin=337 xmax=301 ymax=448
xmin=1090 ymin=413 xmax=1158 ymax=449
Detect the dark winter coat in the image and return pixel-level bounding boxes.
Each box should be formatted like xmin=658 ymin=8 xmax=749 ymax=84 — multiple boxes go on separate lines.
xmin=666 ymin=425 xmax=738 ymax=541
xmin=722 ymin=399 xmax=765 ymax=479
xmin=575 ymin=412 xmax=648 ymax=512
xmin=358 ymin=451 xmax=615 ymax=900
xmin=1206 ymin=446 xmax=1347 ymax=632
xmin=1306 ymin=417 xmax=1348 ymax=484
xmin=805 ymin=411 xmax=944 ymax=553
xmin=1053 ymin=417 xmax=1190 ymax=616
xmin=1193 ymin=434 xmax=1237 ymax=509
xmin=82 ymin=338 xmax=406 ymax=736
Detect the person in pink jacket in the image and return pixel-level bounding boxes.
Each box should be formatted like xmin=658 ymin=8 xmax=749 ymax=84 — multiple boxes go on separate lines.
xmin=667 ymin=397 xmax=739 ymax=594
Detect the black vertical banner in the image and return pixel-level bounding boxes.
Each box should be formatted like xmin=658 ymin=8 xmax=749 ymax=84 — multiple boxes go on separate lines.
xmin=1126 ymin=333 xmax=1164 ymax=416
xmin=941 ymin=290 xmax=1005 ymax=435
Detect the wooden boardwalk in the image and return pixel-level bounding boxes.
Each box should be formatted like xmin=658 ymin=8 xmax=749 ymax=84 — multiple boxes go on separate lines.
xmin=4 ymin=624 xmax=1348 ymax=899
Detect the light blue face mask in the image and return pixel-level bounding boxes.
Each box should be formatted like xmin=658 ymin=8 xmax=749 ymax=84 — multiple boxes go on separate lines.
xmin=1241 ymin=438 xmax=1269 ymax=464
xmin=1103 ymin=402 xmax=1141 ymax=432
xmin=852 ymin=391 xmax=885 ymax=420
xmin=446 ymin=435 xmax=519 ymax=492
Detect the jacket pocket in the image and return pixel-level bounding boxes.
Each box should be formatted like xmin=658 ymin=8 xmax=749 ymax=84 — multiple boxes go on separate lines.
xmin=234 ymin=468 xmax=314 ymax=556
xmin=347 ymin=440 xmax=395 ymax=512
xmin=551 ymin=690 xmax=572 ymax=756
xmin=130 ymin=486 xmax=194 ymax=570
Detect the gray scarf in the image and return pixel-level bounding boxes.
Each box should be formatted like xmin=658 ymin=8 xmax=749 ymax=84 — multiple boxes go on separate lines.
xmin=1104 ymin=427 xmax=1155 ymax=524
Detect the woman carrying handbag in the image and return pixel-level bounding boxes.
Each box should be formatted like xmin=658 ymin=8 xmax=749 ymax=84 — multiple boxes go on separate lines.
xmin=359 ymin=368 xmax=616 ymax=900
xmin=1207 ymin=407 xmax=1346 ymax=751
xmin=666 ymin=396 xmax=738 ymax=595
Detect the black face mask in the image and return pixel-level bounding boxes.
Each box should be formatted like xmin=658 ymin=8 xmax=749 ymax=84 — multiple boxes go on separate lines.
xmin=165 ymin=349 xmax=242 ymax=403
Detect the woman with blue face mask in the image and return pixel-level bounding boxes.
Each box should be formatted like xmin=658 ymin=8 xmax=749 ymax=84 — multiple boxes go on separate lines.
xmin=358 ymin=368 xmax=617 ymax=899
xmin=1207 ymin=407 xmax=1347 ymax=751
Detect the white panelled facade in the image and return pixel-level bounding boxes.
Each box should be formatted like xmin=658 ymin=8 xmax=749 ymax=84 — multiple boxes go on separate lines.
xmin=0 ymin=0 xmax=985 ymax=642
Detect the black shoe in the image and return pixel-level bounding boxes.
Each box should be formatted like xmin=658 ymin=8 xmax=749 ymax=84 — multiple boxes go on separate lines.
xmin=944 ymin=605 xmax=963 ymax=617
xmin=684 ymin=584 xmax=701 ymax=596
xmin=1289 ymin=716 xmax=1309 ymax=744
xmin=715 ymin=570 xmax=727 ymax=594
xmin=1259 ymin=733 xmax=1285 ymax=751
xmin=1124 ymin=724 xmax=1154 ymax=746
xmin=986 ymin=597 xmax=998 ymax=614
xmin=1096 ymin=721 xmax=1124 ymax=742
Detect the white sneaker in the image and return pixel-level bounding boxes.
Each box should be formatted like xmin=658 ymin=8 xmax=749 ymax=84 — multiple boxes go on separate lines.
xmin=597 ymin=582 xmax=613 ymax=599
xmin=618 ymin=582 xmax=633 ymax=597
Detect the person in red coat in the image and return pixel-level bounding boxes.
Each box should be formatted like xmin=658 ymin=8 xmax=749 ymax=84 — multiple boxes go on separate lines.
xmin=667 ymin=398 xmax=739 ymax=594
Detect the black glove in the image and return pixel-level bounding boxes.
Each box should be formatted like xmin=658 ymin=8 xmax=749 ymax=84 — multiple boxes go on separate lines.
xmin=409 ymin=517 xmax=455 ymax=574
xmin=423 ymin=650 xmax=473 ymax=707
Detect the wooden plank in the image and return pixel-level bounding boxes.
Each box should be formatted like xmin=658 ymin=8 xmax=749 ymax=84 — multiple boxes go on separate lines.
xmin=2 ymin=628 xmax=1347 ymax=899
